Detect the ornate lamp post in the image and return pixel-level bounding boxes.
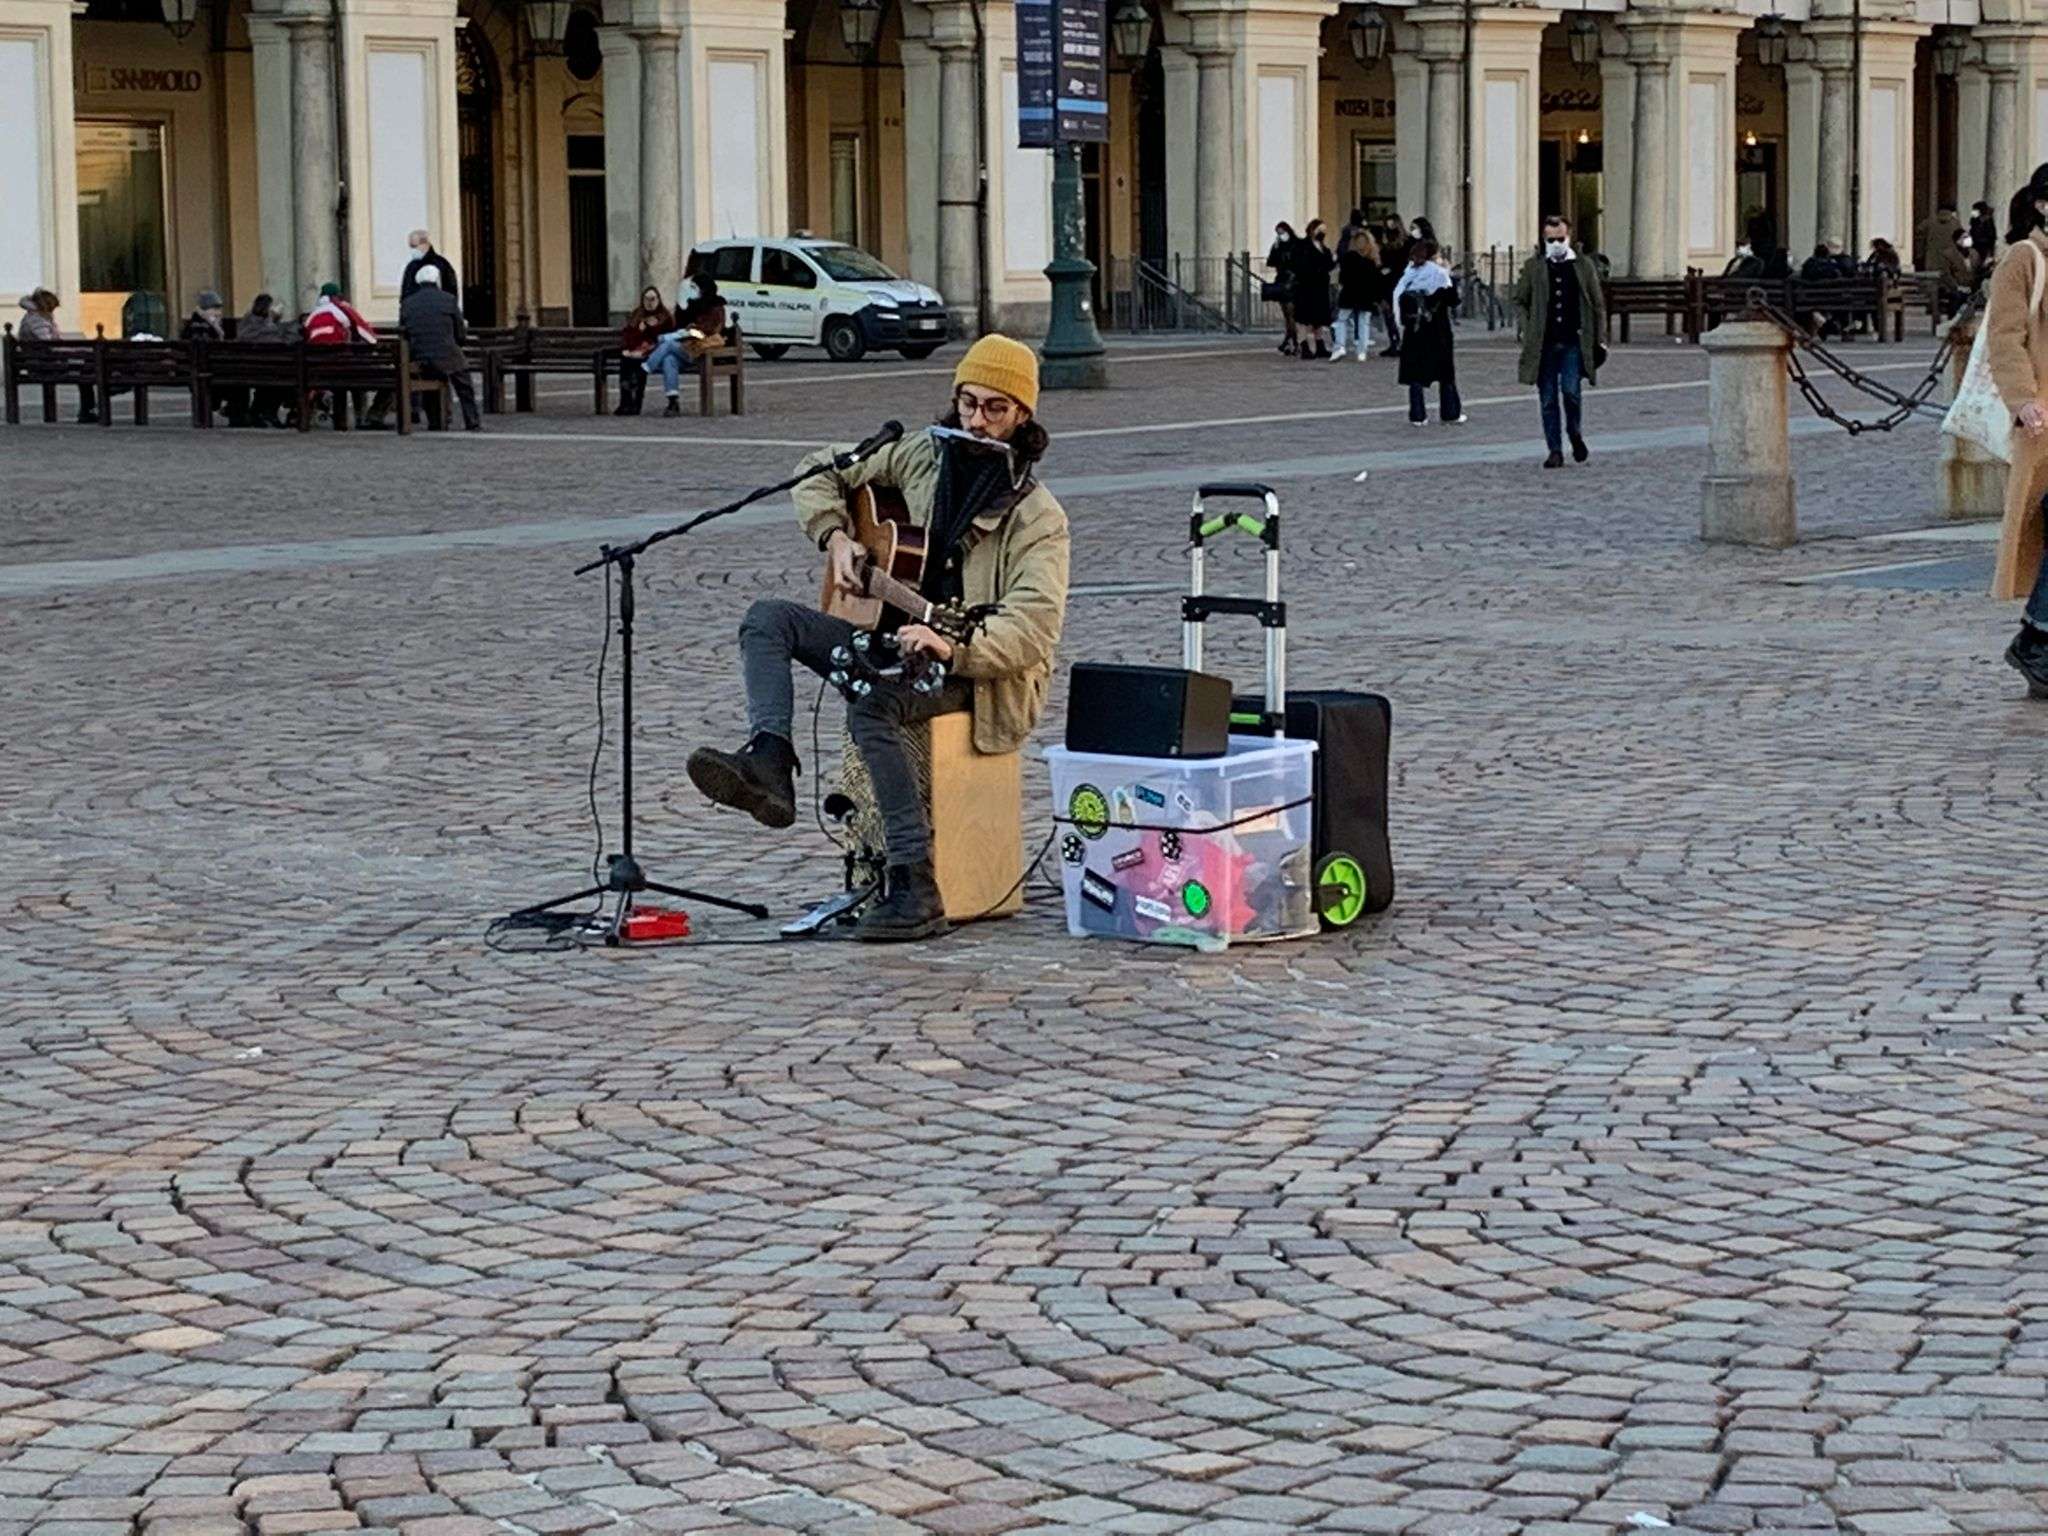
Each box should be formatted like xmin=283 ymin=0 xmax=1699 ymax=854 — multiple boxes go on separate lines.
xmin=161 ymin=0 xmax=199 ymax=40
xmin=1566 ymin=10 xmax=1600 ymax=67
xmin=840 ymin=0 xmax=882 ymax=60
xmin=526 ymin=0 xmax=573 ymax=53
xmin=1347 ymin=6 xmax=1387 ymax=66
xmin=1754 ymin=15 xmax=1789 ymax=69
xmin=1040 ymin=3 xmax=1116 ymax=390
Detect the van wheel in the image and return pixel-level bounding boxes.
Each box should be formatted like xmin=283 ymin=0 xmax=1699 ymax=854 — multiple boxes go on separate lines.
xmin=751 ymin=343 xmax=790 ymax=361
xmin=898 ymin=344 xmax=941 ymax=361
xmin=824 ymin=318 xmax=867 ymax=362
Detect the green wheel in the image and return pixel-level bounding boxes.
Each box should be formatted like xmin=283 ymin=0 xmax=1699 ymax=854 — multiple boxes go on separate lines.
xmin=1316 ymin=853 xmax=1368 ymax=927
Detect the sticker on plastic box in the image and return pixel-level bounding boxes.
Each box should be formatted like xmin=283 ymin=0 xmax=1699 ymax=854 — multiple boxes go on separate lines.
xmin=1080 ymin=869 xmax=1118 ymax=912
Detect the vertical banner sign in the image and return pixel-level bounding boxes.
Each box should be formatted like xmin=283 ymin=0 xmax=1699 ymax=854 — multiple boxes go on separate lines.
xmin=1054 ymin=0 xmax=1109 ymax=143
xmin=1017 ymin=0 xmax=1056 ymax=148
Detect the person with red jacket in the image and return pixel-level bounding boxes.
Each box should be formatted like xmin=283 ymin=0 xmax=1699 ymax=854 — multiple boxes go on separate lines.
xmin=613 ymin=285 xmax=672 ymax=416
xmin=303 ymin=283 xmax=375 ymax=346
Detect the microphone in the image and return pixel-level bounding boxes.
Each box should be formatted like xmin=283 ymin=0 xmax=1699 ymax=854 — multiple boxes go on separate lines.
xmin=834 ymin=419 xmax=904 ymax=470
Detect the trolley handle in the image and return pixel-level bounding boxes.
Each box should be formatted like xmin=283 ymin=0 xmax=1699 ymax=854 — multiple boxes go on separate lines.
xmin=1185 ymin=484 xmax=1286 ymax=732
xmin=1189 ymin=484 xmax=1282 ymax=550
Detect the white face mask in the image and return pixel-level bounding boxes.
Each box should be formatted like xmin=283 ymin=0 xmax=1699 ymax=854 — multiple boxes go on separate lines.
xmin=1544 ymin=238 xmax=1570 ymax=259
xmin=681 ymin=280 xmax=700 ymax=305
xmin=1959 ymin=236 xmax=1973 ymax=251
xmin=1736 ymin=243 xmax=1753 ymax=258
xmin=1409 ymin=227 xmax=1421 ymax=240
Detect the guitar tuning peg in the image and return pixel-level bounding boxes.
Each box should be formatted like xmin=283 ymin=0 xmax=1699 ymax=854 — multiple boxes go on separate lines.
xmin=851 ymin=632 xmax=871 ymax=653
xmin=829 ymin=670 xmax=849 ymax=691
xmin=830 ymin=645 xmax=852 ymax=667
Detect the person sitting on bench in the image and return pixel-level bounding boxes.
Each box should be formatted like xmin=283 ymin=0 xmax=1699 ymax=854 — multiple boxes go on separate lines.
xmin=15 ymin=289 xmax=96 ymax=424
xmin=640 ymin=275 xmax=727 ymax=417
xmin=683 ymin=336 xmax=1071 ymax=941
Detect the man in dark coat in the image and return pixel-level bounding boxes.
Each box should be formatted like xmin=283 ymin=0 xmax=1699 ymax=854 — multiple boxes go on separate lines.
xmin=1512 ymin=214 xmax=1606 ymax=468
xmin=366 ymin=267 xmax=480 ymax=430
xmin=400 ymin=229 xmax=460 ymax=304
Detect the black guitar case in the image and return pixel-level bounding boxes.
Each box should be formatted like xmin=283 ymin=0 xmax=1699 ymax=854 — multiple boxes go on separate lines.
xmin=1234 ymin=689 xmax=1395 ymax=923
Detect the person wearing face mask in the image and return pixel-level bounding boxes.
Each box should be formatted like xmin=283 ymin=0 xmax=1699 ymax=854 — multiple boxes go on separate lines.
xmin=1290 ymin=219 xmax=1338 ymax=360
xmin=400 ymin=230 xmax=460 ymax=304
xmin=1264 ymin=223 xmax=1300 ymax=355
xmin=1940 ymin=227 xmax=1981 ymax=315
xmin=639 ymin=276 xmax=728 ymax=416
xmin=1393 ymin=239 xmax=1464 ymax=425
xmin=614 ymin=285 xmax=673 ymax=416
xmin=1512 ymin=216 xmax=1605 ymax=467
xmin=1988 ymin=172 xmax=2048 ymax=696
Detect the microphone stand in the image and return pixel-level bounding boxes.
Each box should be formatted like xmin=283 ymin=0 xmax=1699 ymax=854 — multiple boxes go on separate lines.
xmin=510 ymin=432 xmax=903 ymax=945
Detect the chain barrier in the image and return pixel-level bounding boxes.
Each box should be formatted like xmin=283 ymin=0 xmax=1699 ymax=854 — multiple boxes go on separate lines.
xmin=1741 ymin=286 xmax=1985 ymax=436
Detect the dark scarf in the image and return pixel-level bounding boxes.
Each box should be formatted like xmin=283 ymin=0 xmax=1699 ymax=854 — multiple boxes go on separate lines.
xmin=923 ymin=437 xmax=1015 ymax=600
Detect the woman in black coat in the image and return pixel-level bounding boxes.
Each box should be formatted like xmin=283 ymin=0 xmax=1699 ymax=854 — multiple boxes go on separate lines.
xmin=1334 ymin=230 xmax=1382 ymax=360
xmin=1265 ymin=223 xmax=1300 ymax=355
xmin=1290 ymin=220 xmax=1337 ymax=359
xmin=1394 ymin=239 xmax=1463 ymax=424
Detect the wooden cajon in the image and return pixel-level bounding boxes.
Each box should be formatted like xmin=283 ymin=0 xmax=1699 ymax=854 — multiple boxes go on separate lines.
xmin=841 ymin=711 xmax=1023 ymax=921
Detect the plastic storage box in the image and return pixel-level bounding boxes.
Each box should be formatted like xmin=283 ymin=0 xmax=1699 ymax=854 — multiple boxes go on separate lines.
xmin=1044 ymin=736 xmax=1318 ymax=949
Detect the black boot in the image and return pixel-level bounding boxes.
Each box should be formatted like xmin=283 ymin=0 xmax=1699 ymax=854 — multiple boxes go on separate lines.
xmin=615 ymin=371 xmax=644 ymax=416
xmin=1570 ymin=432 xmax=1589 ymax=463
xmin=1543 ymin=450 xmax=1565 ymax=469
xmin=2005 ymin=624 xmax=2048 ymax=698
xmin=856 ymin=859 xmax=947 ymax=942
xmin=686 ymin=732 xmax=798 ymax=828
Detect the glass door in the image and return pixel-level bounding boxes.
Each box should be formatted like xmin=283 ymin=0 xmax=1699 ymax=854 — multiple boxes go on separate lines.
xmin=76 ymin=120 xmax=169 ymax=340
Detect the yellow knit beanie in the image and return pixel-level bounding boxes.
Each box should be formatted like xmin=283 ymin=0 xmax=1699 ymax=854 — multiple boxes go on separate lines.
xmin=953 ymin=333 xmax=1040 ymax=414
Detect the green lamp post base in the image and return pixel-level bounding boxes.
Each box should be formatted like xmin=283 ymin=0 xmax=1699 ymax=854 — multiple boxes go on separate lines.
xmin=1040 ymin=141 xmax=1108 ymax=391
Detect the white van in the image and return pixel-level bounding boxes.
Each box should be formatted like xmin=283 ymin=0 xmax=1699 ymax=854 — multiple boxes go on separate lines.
xmin=685 ymin=238 xmax=949 ymax=362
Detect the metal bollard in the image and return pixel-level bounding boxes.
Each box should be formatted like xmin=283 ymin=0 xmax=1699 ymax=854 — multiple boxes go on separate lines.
xmin=1938 ymin=312 xmax=2006 ymax=520
xmin=1701 ymin=320 xmax=1796 ymax=548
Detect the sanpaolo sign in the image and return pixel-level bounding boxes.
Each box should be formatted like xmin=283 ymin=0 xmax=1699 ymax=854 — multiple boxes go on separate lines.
xmin=85 ymin=65 xmax=204 ymax=93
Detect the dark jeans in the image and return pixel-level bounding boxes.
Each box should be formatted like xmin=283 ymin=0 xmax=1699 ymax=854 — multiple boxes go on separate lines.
xmin=739 ymin=598 xmax=969 ymax=863
xmin=1537 ymin=341 xmax=1584 ymax=453
xmin=2028 ymin=509 xmax=2048 ymax=632
xmin=365 ymin=364 xmax=479 ymax=430
xmin=617 ymin=355 xmax=648 ymax=413
xmin=1407 ymin=365 xmax=1462 ymax=423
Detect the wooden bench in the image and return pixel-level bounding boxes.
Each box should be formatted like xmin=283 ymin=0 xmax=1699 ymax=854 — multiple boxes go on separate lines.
xmin=2 ymin=329 xmax=204 ymax=426
xmin=472 ymin=319 xmax=749 ymax=416
xmin=1603 ymin=278 xmax=1699 ymax=343
xmin=195 ymin=338 xmax=425 ymax=433
xmin=475 ymin=323 xmax=616 ymax=414
xmin=1785 ymin=275 xmax=1904 ymax=342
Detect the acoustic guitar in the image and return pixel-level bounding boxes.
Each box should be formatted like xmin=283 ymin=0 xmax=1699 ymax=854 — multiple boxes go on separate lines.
xmin=820 ymin=485 xmax=938 ymax=633
xmin=819 ymin=485 xmax=997 ymax=697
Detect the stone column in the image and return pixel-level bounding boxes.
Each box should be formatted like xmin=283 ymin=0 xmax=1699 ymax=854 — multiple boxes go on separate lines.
xmin=1783 ymin=58 xmax=1820 ymax=256
xmin=1193 ymin=44 xmax=1233 ymax=302
xmin=1986 ymin=61 xmax=2021 ymax=215
xmin=635 ymin=27 xmax=681 ymax=289
xmin=245 ymin=8 xmax=297 ymax=309
xmin=1599 ymin=46 xmax=1636 ymax=273
xmin=1391 ymin=50 xmax=1429 ymax=229
xmin=1814 ymin=64 xmax=1851 ymax=248
xmin=1956 ymin=60 xmax=1990 ymax=221
xmin=600 ymin=9 xmax=643 ymax=318
xmin=1701 ymin=320 xmax=1794 ymax=547
xmin=286 ymin=14 xmax=340 ymax=308
xmin=1425 ymin=58 xmax=1461 ymax=252
xmin=1940 ymin=312 xmax=2006 ymax=519
xmin=1629 ymin=54 xmax=1667 ymax=277
xmin=934 ymin=30 xmax=980 ymax=332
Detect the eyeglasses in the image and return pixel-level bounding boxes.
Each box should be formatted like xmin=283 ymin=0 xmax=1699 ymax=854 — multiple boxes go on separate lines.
xmin=953 ymin=389 xmax=1019 ymax=425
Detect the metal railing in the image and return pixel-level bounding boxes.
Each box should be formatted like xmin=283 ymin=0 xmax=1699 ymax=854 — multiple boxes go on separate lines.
xmin=1104 ymin=257 xmax=1243 ymax=334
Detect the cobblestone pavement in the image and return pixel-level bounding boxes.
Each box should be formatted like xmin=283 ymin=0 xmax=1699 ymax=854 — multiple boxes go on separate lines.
xmin=3 ymin=334 xmax=2045 ymax=1536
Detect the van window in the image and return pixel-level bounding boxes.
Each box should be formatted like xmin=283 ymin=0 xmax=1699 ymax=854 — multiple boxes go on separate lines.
xmin=761 ymin=248 xmax=818 ymax=290
xmin=701 ymin=245 xmax=755 ymax=283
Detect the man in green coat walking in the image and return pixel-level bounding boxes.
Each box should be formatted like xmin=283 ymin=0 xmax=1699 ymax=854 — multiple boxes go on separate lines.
xmin=1513 ymin=214 xmax=1607 ymax=467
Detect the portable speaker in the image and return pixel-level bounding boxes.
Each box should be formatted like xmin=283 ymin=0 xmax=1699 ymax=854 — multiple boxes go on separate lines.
xmin=1066 ymin=663 xmax=1233 ymax=759
xmin=1235 ymin=688 xmax=1395 ymax=924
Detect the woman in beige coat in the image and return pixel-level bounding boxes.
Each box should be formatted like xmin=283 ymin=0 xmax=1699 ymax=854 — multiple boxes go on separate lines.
xmin=1987 ymin=181 xmax=2048 ymax=693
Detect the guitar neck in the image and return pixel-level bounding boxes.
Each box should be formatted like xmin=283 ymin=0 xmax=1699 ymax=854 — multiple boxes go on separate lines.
xmin=864 ymin=567 xmax=932 ymax=625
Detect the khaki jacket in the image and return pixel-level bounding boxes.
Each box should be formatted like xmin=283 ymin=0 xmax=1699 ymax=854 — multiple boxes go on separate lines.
xmin=794 ymin=430 xmax=1071 ymax=755
xmin=1985 ymin=232 xmax=2048 ymax=600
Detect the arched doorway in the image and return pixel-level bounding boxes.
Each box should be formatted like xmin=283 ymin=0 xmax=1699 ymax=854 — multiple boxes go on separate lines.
xmin=456 ymin=23 xmax=500 ymax=325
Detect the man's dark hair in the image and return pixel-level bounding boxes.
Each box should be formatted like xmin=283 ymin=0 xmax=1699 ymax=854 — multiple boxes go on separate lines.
xmin=1542 ymin=213 xmax=1570 ymax=229
xmin=1350 ymin=207 xmax=1364 ymax=224
xmin=936 ymin=409 xmax=1050 ymax=477
xmin=1938 ymin=199 xmax=1957 ymax=213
